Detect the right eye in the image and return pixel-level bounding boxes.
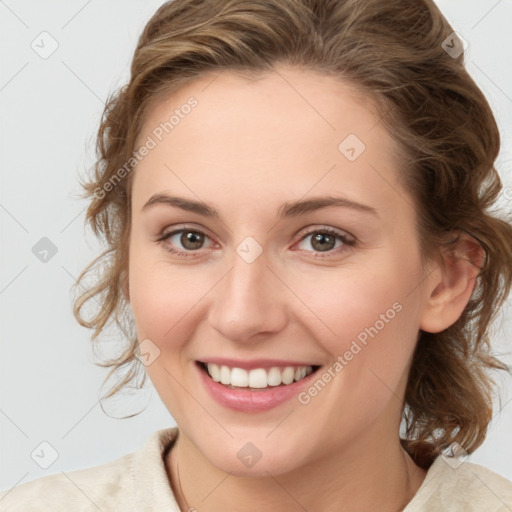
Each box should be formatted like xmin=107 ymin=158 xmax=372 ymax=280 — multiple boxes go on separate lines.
xmin=158 ymin=226 xmax=215 ymax=257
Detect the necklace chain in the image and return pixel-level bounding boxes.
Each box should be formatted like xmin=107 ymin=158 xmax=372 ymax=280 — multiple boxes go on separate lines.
xmin=176 ymin=458 xmax=191 ymax=511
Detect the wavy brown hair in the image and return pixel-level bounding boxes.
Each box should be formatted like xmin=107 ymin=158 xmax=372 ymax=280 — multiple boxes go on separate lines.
xmin=73 ymin=0 xmax=512 ymax=468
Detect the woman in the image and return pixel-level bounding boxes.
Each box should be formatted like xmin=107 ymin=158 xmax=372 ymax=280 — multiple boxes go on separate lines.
xmin=2 ymin=0 xmax=511 ymax=510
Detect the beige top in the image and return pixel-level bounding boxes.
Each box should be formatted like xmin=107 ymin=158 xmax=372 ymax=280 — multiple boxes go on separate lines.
xmin=1 ymin=427 xmax=511 ymax=511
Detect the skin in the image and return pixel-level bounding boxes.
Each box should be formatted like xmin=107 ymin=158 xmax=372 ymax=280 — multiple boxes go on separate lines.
xmin=126 ymin=66 xmax=482 ymax=511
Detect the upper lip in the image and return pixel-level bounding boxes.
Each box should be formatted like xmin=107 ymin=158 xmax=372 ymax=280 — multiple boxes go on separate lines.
xmin=197 ymin=358 xmax=320 ymax=370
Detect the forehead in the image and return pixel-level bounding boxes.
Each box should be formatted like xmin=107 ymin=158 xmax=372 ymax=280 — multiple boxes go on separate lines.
xmin=131 ymin=66 xmax=410 ymax=222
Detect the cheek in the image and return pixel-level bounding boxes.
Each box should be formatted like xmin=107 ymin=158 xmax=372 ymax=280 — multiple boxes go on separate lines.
xmin=128 ymin=258 xmax=197 ymax=340
xmin=296 ymin=264 xmax=417 ymax=347
xmin=292 ymin=254 xmax=423 ymax=397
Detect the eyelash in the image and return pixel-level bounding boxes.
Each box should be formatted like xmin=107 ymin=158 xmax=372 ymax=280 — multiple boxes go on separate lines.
xmin=157 ymin=224 xmax=356 ymax=259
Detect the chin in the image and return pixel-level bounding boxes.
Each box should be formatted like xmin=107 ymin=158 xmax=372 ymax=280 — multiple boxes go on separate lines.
xmin=200 ymin=438 xmax=308 ymax=478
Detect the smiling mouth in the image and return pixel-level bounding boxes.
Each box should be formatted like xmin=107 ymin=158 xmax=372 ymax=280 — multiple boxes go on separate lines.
xmin=197 ymin=361 xmax=321 ymax=390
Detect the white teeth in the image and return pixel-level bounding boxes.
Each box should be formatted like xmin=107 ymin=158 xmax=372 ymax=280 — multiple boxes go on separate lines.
xmin=267 ymin=367 xmax=282 ymax=386
xmin=231 ymin=367 xmax=248 ymax=387
xmin=205 ymin=363 xmax=315 ymax=389
xmin=295 ymin=367 xmax=307 ymax=381
xmin=281 ymin=367 xmax=295 ymax=385
xmin=208 ymin=363 xmax=221 ymax=382
xmin=220 ymin=365 xmax=230 ymax=385
xmin=248 ymin=368 xmax=267 ymax=388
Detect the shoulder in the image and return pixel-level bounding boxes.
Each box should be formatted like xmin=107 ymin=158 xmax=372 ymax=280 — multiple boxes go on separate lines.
xmin=405 ymin=456 xmax=512 ymax=512
xmin=0 ymin=452 xmax=134 ymax=511
xmin=0 ymin=427 xmax=179 ymax=512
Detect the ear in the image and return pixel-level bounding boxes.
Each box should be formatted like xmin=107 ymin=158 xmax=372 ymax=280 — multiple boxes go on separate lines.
xmin=419 ymin=232 xmax=484 ymax=333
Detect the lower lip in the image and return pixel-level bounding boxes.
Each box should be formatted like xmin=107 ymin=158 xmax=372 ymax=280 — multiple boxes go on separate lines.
xmin=196 ymin=362 xmax=320 ymax=412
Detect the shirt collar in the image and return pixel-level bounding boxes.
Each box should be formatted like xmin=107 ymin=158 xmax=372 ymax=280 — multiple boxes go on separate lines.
xmin=132 ymin=426 xmax=181 ymax=511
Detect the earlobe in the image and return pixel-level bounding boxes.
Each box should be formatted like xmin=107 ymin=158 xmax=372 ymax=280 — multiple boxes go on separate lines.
xmin=419 ymin=233 xmax=484 ymax=333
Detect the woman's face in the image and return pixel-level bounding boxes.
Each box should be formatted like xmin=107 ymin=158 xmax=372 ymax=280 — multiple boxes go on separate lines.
xmin=127 ymin=66 xmax=432 ymax=476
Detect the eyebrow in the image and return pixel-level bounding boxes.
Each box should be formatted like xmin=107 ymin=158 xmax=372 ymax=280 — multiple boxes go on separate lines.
xmin=141 ymin=194 xmax=379 ymax=218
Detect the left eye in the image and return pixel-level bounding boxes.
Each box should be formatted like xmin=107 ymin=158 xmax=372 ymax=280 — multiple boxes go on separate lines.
xmin=295 ymin=228 xmax=355 ymax=255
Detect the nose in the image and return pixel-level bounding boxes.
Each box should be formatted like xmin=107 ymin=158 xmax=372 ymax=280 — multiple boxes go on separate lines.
xmin=207 ymin=247 xmax=288 ymax=344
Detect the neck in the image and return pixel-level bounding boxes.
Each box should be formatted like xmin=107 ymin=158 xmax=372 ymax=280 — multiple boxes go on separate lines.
xmin=165 ymin=425 xmax=427 ymax=512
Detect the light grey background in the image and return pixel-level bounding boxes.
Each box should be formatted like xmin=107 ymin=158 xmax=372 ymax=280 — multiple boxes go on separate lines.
xmin=1 ymin=0 xmax=511 ymax=493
